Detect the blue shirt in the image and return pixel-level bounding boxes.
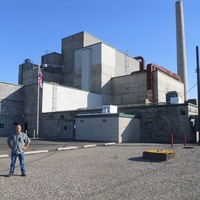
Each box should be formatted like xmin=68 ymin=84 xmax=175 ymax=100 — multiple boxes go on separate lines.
xmin=7 ymin=132 xmax=31 ymax=154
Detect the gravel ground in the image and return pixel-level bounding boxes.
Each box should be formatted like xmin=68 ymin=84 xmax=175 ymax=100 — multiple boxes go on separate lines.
xmin=0 ymin=143 xmax=199 ymax=200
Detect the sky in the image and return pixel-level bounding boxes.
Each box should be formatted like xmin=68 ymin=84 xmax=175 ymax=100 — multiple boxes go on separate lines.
xmin=0 ymin=0 xmax=200 ymax=99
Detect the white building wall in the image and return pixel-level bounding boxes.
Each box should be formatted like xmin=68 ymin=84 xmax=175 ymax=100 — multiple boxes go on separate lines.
xmin=81 ymin=44 xmax=101 ymax=91
xmin=75 ymin=43 xmax=102 ymax=91
xmin=42 ymin=82 xmax=102 ymax=112
xmin=75 ymin=116 xmax=119 ymax=142
xmin=102 ymin=43 xmax=115 ymax=77
xmin=119 ymin=118 xmax=141 ymax=143
xmin=153 ymin=70 xmax=184 ymax=103
xmin=75 ymin=114 xmax=141 ymax=143
xmin=75 ymin=42 xmax=140 ymax=103
xmin=81 ymin=48 xmax=92 ymax=91
xmin=101 ymin=44 xmax=116 ymax=104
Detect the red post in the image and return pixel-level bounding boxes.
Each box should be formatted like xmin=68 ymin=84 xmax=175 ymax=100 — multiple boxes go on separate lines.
xmin=171 ymin=133 xmax=174 ymax=147
xmin=184 ymin=133 xmax=187 ymax=147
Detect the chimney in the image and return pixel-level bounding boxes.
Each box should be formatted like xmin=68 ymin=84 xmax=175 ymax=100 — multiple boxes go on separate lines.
xmin=176 ymin=0 xmax=188 ymax=101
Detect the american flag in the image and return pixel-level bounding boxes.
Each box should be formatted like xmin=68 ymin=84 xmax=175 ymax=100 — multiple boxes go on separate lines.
xmin=38 ymin=69 xmax=43 ymax=88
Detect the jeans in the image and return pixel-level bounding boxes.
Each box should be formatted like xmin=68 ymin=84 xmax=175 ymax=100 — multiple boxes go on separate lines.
xmin=10 ymin=152 xmax=26 ymax=174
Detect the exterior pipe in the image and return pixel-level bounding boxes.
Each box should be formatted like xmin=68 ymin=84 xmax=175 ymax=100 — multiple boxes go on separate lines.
xmin=134 ymin=56 xmax=145 ymax=71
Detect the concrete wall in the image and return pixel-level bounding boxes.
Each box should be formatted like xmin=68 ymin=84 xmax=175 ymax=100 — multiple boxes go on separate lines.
xmin=19 ymin=61 xmax=63 ymax=86
xmin=111 ymin=72 xmax=147 ymax=105
xmin=75 ymin=42 xmax=140 ymax=105
xmin=101 ymin=44 xmax=115 ymax=104
xmin=39 ymin=109 xmax=101 ymax=138
xmin=62 ymin=32 xmax=84 ymax=86
xmin=115 ymin=51 xmax=140 ymax=76
xmin=18 ymin=61 xmax=38 ymax=85
xmin=39 ymin=112 xmax=76 ymax=138
xmin=1 ymin=85 xmax=192 ymax=143
xmin=42 ymin=68 xmax=63 ymax=84
xmin=75 ymin=43 xmax=114 ymax=104
xmin=76 ymin=114 xmax=119 ymax=142
xmin=153 ymin=70 xmax=184 ymax=103
xmin=118 ymin=103 xmax=198 ymax=143
xmin=74 ymin=43 xmax=102 ymax=91
xmin=42 ymin=82 xmax=102 ymax=113
xmin=23 ymin=84 xmax=40 ymax=137
xmin=111 ymin=69 xmax=184 ymax=105
xmin=62 ymin=31 xmax=102 ymax=86
xmin=0 ymin=83 xmax=24 ymax=136
xmin=33 ymin=103 xmax=197 ymax=143
xmin=119 ymin=117 xmax=141 ymax=143
xmin=75 ymin=114 xmax=141 ymax=143
xmin=13 ymin=83 xmax=100 ymax=138
xmin=41 ymin=52 xmax=62 ymax=65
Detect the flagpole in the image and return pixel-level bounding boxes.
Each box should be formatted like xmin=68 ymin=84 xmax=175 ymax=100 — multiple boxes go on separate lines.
xmin=36 ymin=63 xmax=40 ymax=138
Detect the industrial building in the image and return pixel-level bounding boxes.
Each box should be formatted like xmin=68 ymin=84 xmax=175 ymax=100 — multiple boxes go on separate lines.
xmin=0 ymin=1 xmax=198 ymax=143
xmin=0 ymin=30 xmax=197 ymax=143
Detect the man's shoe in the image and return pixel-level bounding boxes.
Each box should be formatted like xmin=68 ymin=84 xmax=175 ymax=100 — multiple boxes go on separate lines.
xmin=21 ymin=173 xmax=27 ymax=176
xmin=8 ymin=172 xmax=13 ymax=177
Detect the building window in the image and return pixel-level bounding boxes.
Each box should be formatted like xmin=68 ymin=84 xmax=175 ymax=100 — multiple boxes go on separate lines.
xmin=0 ymin=123 xmax=4 ymax=128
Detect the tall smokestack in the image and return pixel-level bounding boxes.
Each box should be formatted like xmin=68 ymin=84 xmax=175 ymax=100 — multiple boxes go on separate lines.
xmin=176 ymin=0 xmax=188 ymax=101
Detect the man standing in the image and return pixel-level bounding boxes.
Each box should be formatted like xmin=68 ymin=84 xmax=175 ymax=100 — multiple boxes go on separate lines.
xmin=7 ymin=124 xmax=31 ymax=177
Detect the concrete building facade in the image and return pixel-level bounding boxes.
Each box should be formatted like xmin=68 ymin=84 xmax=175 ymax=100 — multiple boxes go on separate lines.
xmin=0 ymin=83 xmax=24 ymax=136
xmin=0 ymin=31 xmax=198 ymax=143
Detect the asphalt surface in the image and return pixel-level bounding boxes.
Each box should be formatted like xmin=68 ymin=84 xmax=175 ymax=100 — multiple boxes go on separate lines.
xmin=0 ymin=136 xmax=114 ymax=156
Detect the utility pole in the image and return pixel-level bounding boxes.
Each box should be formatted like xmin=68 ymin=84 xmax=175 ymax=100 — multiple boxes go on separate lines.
xmin=196 ymin=46 xmax=200 ymax=144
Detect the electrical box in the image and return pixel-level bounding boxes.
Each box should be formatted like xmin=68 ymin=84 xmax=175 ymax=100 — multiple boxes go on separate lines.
xmin=102 ymin=105 xmax=118 ymax=114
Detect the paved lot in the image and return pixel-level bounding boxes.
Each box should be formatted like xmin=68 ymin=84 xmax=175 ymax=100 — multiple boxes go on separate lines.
xmin=0 ymin=137 xmax=107 ymax=156
xmin=0 ymin=138 xmax=199 ymax=200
